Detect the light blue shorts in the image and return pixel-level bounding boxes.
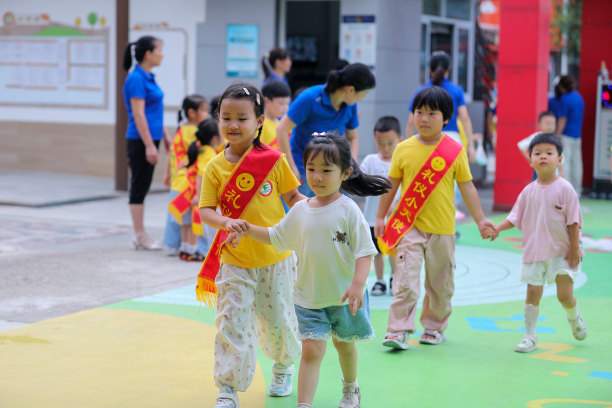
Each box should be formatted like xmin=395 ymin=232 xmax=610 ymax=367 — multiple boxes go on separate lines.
xmin=295 ymin=290 xmax=375 ymax=343
xmin=162 ymin=190 xmax=213 ymax=254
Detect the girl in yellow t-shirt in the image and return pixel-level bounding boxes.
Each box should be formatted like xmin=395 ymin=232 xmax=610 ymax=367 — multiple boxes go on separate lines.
xmin=198 ymin=82 xmax=305 ymax=407
xmin=162 ymin=94 xmax=208 ymax=259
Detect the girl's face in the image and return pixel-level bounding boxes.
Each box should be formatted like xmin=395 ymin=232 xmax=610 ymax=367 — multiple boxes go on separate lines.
xmin=414 ymin=104 xmax=448 ymax=139
xmin=219 ymin=98 xmax=263 ymax=148
xmin=342 ymin=86 xmax=370 ymax=106
xmin=276 ymin=57 xmax=292 ymax=73
xmin=305 ymin=151 xmax=352 ymax=198
xmin=188 ymin=102 xmax=209 ymax=124
xmin=145 ymin=41 xmax=164 ymax=67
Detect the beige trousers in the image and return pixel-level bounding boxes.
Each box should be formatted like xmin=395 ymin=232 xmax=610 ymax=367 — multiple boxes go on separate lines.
xmin=386 ymin=227 xmax=456 ymax=334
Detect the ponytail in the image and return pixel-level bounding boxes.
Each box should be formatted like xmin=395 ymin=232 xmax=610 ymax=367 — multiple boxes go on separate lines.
xmin=177 ymin=110 xmax=183 ymax=130
xmin=429 ymin=51 xmax=451 ymax=85
xmin=178 ymin=94 xmax=206 ymax=130
xmin=123 ymin=36 xmax=159 ymax=72
xmin=324 ymin=63 xmax=376 ymax=94
xmin=186 ymin=118 xmax=219 ymax=168
xmin=302 ymin=131 xmax=391 ymax=197
xmin=261 ymin=47 xmax=290 ymax=79
xmin=123 ymin=43 xmax=135 ymax=71
xmin=261 ymin=54 xmax=272 ymax=78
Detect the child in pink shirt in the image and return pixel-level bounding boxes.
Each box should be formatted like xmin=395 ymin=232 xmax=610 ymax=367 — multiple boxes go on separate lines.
xmin=491 ymin=133 xmax=587 ymax=353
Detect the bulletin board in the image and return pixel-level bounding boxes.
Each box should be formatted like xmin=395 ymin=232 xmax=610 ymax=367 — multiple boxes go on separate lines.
xmin=0 ymin=22 xmax=109 ymax=108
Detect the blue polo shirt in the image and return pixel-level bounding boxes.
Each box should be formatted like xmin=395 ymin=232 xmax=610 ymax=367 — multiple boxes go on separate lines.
xmin=263 ymin=71 xmax=289 ymax=86
xmin=123 ymin=65 xmax=164 ymax=140
xmin=286 ymin=84 xmax=359 ymax=173
xmin=548 ymin=96 xmax=562 ymax=118
xmin=409 ymin=78 xmax=466 ymax=133
xmin=558 ymin=90 xmax=584 ymax=139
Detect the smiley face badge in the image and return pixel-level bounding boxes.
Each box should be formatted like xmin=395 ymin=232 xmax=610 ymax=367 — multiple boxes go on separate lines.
xmin=431 ymin=157 xmax=446 ymax=172
xmin=236 ymin=173 xmax=255 ymax=191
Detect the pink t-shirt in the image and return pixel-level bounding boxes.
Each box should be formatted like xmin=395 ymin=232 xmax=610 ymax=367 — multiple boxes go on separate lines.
xmin=507 ymin=177 xmax=585 ymax=264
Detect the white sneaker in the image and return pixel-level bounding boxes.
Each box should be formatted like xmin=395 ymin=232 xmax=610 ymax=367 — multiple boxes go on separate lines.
xmin=339 ymin=379 xmax=360 ymax=408
xmin=214 ymin=385 xmax=239 ymax=408
xmin=514 ymin=336 xmax=537 ymax=353
xmin=382 ymin=332 xmax=410 ymax=350
xmin=268 ymin=363 xmax=294 ymax=397
xmin=568 ymin=313 xmax=588 ymax=340
xmin=166 ymin=247 xmax=180 ymax=256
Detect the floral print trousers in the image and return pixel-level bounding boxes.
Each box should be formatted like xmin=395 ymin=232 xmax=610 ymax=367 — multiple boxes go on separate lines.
xmin=213 ymin=253 xmax=301 ymax=392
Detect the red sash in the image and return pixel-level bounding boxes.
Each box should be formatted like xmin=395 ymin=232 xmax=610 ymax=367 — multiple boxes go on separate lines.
xmin=196 ymin=144 xmax=283 ymax=307
xmin=378 ymin=135 xmax=463 ymax=255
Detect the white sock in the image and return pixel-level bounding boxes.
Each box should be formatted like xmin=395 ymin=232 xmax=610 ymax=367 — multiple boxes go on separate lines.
xmin=342 ymin=378 xmax=358 ymax=387
xmin=180 ymin=242 xmax=188 ymax=252
xmin=564 ymin=302 xmax=579 ymax=320
xmin=186 ymin=244 xmax=197 ymax=255
xmin=524 ymin=304 xmax=539 ymax=338
xmin=377 ymin=279 xmax=385 ymax=284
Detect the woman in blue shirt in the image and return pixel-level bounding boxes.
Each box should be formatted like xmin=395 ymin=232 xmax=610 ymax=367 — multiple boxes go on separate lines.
xmin=405 ymin=51 xmax=476 ymax=162
xmin=556 ymin=75 xmax=585 ymax=195
xmin=122 ymin=36 xmax=166 ymax=250
xmin=262 ymin=47 xmax=292 ymax=86
xmin=276 ymin=63 xmax=376 ymax=196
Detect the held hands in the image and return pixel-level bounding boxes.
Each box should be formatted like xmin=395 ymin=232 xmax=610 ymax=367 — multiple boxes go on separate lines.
xmin=223 ymin=219 xmax=250 ymax=248
xmin=341 ymin=283 xmax=364 ymax=316
xmin=564 ymin=247 xmax=581 ymax=269
xmin=478 ymin=219 xmax=497 ymax=240
xmin=225 ymin=231 xmax=243 ymax=248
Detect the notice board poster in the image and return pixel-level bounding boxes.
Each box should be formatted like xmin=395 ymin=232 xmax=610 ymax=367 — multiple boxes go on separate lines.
xmin=340 ymin=15 xmax=376 ymax=69
xmin=226 ymin=25 xmax=258 ymax=78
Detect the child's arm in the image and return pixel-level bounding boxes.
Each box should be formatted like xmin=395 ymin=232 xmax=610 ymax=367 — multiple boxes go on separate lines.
xmin=199 ymin=207 xmax=249 ymax=233
xmin=191 ymin=175 xmax=203 ymax=207
xmin=163 ymin=154 xmax=171 ymax=187
xmin=281 ymin=188 xmax=307 ymax=208
xmin=564 ymin=223 xmax=581 ymax=269
xmin=457 ymin=180 xmax=496 ymax=238
xmin=225 ymin=224 xmax=272 ymax=248
xmin=374 ymin=176 xmax=401 ymax=237
xmin=341 ymin=256 xmax=371 ymax=316
xmin=490 ymin=219 xmax=515 ymax=241
xmin=519 ymin=148 xmax=531 ymax=164
xmin=276 ymin=116 xmax=299 ymax=179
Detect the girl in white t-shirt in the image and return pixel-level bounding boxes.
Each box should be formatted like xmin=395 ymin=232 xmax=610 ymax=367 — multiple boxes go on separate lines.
xmin=226 ymin=132 xmax=391 ymax=408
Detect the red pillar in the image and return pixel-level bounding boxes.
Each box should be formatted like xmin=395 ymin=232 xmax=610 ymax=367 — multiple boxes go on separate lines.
xmin=579 ymin=0 xmax=612 ymax=188
xmin=494 ymin=0 xmax=550 ymax=211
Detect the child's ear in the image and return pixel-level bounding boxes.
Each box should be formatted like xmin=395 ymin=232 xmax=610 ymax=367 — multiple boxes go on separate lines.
xmin=264 ymin=97 xmax=272 ymax=106
xmin=257 ymin=114 xmax=265 ymax=129
xmin=343 ymin=167 xmax=353 ymax=181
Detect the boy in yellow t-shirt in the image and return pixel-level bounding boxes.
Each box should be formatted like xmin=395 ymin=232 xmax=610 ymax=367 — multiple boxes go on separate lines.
xmin=260 ymin=79 xmax=291 ymax=150
xmin=375 ymin=86 xmax=495 ymax=349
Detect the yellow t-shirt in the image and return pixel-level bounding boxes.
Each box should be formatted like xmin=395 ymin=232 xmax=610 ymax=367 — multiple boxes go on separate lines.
xmin=260 ymin=117 xmax=280 ymax=147
xmin=170 ymin=125 xmax=198 ymax=192
xmin=196 ymin=145 xmax=217 ymax=177
xmin=388 ymin=135 xmax=473 ymax=235
xmin=199 ymin=150 xmax=300 ymax=268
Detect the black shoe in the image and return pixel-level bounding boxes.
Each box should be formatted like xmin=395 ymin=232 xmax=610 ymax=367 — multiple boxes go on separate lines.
xmin=371 ymin=281 xmax=387 ymax=296
xmin=389 ymin=276 xmax=394 ymax=295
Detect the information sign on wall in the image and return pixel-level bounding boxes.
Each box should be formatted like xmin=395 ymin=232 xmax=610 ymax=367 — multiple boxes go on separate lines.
xmin=226 ymin=25 xmax=258 ymax=78
xmin=340 ymin=15 xmax=376 ymax=69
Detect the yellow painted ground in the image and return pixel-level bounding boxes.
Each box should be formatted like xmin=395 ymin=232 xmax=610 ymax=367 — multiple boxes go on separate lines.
xmin=0 ymin=308 xmax=266 ymax=408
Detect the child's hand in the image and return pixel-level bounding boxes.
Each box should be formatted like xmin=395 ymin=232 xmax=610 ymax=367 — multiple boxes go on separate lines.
xmin=341 ymin=283 xmax=364 ymax=316
xmin=190 ymin=196 xmax=199 ymax=207
xmin=374 ymin=217 xmax=386 ymax=238
xmin=225 ymin=231 xmax=243 ymax=248
xmin=564 ymin=247 xmax=581 ymax=269
xmin=224 ymin=218 xmax=250 ymax=234
xmin=477 ymin=219 xmax=496 ymax=239
xmin=163 ymin=173 xmax=171 ymax=188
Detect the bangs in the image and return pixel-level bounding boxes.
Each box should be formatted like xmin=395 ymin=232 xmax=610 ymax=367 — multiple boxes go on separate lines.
xmin=303 ymin=140 xmax=341 ymax=167
xmin=411 ymin=86 xmax=454 ymax=122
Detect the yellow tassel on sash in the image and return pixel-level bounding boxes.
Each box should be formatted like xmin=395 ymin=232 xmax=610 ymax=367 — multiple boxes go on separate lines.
xmin=377 ymin=237 xmax=396 ymax=257
xmin=196 ymin=275 xmax=218 ymax=307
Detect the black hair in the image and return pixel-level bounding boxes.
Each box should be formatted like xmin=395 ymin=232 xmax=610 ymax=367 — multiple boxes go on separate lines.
xmin=209 ymin=95 xmax=220 ymax=118
xmin=429 ymin=51 xmax=451 ymax=86
xmin=262 ymin=79 xmax=291 ymax=99
xmin=123 ymin=36 xmax=159 ymax=71
xmin=559 ymin=75 xmax=576 ymax=92
xmin=324 ymin=63 xmax=376 ymax=94
xmin=261 ymin=47 xmax=290 ymax=78
xmin=302 ymin=131 xmax=392 ymax=197
xmin=374 ymin=116 xmax=402 ymax=136
xmin=217 ymin=82 xmax=266 ymax=150
xmin=411 ymin=86 xmax=454 ymax=123
xmin=553 ymin=82 xmax=563 ymax=99
xmin=538 ymin=111 xmax=556 ymax=122
xmin=528 ymin=133 xmax=563 ymax=156
xmin=335 ymin=59 xmax=349 ymax=70
xmin=178 ymin=94 xmax=206 ymax=129
xmin=186 ymin=118 xmax=219 ymax=168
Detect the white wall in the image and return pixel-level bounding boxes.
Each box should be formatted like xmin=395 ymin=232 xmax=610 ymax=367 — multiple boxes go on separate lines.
xmin=0 ymin=0 xmax=205 ymax=126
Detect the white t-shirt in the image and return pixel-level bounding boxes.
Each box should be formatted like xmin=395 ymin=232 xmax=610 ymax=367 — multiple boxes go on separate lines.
xmin=268 ymin=195 xmax=378 ymax=309
xmin=360 ymin=154 xmax=401 ymax=227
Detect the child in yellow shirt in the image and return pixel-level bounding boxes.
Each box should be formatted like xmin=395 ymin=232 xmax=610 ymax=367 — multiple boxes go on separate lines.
xmin=260 ymin=79 xmax=292 ymax=150
xmin=375 ymin=86 xmax=495 ymax=349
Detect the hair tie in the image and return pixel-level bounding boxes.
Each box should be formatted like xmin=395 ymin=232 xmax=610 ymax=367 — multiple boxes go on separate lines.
xmin=312 ymin=132 xmax=327 ymax=137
